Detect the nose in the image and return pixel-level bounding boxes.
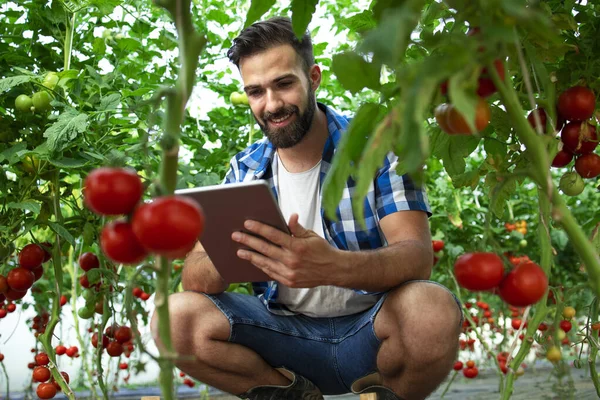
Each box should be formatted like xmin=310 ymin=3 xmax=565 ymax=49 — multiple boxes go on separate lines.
xmin=264 ymin=89 xmax=284 ymax=115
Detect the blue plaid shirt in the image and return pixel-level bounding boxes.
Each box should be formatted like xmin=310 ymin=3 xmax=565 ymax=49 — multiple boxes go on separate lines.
xmin=223 ymin=103 xmax=431 ymax=315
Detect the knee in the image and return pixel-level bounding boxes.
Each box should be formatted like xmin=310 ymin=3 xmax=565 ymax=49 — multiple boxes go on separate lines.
xmin=151 ymin=291 xmax=230 ymax=351
xmin=377 ymin=282 xmax=461 ymax=362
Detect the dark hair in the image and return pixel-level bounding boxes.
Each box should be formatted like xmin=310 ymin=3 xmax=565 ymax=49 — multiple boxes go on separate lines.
xmin=227 ymin=17 xmax=314 ymax=72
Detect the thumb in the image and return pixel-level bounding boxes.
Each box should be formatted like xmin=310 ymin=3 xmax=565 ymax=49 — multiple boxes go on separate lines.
xmin=288 ymin=213 xmax=308 ymax=237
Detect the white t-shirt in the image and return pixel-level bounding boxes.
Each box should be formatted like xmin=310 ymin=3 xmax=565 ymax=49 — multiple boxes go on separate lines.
xmin=274 ymin=152 xmax=379 ymax=318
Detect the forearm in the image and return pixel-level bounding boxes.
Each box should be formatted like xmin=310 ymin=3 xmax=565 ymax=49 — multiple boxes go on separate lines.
xmin=334 ymin=240 xmax=433 ymax=292
xmin=182 ymin=248 xmax=228 ymax=294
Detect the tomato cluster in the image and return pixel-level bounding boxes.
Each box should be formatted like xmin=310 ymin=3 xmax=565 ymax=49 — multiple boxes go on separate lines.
xmin=454 ymin=252 xmax=548 ymax=307
xmin=84 ymin=167 xmax=206 ymax=265
xmin=0 ymin=243 xmax=53 ymax=307
xmin=90 ymin=324 xmax=136 ymax=358
xmin=541 ymin=86 xmax=599 ymax=194
xmin=13 ymin=73 xmax=57 ymax=114
xmin=504 ymin=220 xmax=527 ymax=235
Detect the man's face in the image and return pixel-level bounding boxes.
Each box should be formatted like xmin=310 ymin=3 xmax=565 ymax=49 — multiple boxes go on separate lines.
xmin=239 ymin=44 xmax=316 ymax=149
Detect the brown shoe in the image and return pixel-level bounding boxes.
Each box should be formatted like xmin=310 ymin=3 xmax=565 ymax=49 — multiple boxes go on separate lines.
xmin=238 ymin=367 xmax=324 ymax=400
xmin=353 ymin=385 xmax=405 ymax=400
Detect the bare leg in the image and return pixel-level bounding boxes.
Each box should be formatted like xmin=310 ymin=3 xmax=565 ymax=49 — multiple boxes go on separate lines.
xmin=150 ymin=292 xmax=291 ymax=395
xmin=372 ymin=282 xmax=462 ymax=400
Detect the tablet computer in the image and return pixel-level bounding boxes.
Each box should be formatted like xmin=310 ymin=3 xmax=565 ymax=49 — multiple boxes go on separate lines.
xmin=176 ymin=180 xmax=290 ymax=283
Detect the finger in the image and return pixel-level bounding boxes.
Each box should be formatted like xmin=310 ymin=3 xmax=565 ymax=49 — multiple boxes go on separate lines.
xmin=288 ymin=213 xmax=308 ymax=237
xmin=237 ymin=250 xmax=286 ymax=282
xmin=243 ymin=220 xmax=293 ymax=249
xmin=232 ymin=231 xmax=285 ymax=260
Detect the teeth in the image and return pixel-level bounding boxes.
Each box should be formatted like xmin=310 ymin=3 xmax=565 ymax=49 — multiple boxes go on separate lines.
xmin=271 ymin=114 xmax=291 ymax=123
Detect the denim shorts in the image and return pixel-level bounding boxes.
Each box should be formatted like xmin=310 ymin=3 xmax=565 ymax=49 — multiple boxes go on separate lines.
xmin=200 ymin=280 xmax=462 ymax=395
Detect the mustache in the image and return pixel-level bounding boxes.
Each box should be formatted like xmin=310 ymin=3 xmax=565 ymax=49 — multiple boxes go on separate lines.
xmin=263 ymin=105 xmax=299 ymax=121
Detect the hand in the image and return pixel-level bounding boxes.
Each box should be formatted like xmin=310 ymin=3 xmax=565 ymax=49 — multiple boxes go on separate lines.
xmin=231 ymin=213 xmax=342 ymax=288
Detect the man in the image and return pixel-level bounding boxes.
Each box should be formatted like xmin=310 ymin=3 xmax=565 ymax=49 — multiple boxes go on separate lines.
xmin=151 ymin=17 xmax=462 ymax=400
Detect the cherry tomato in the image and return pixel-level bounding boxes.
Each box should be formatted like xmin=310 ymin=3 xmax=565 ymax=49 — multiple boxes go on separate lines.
xmin=132 ymin=287 xmax=143 ymax=297
xmin=559 ymin=171 xmax=585 ymax=196
xmin=551 ymin=149 xmax=574 ymax=168
xmin=35 ymin=352 xmax=50 ymax=366
xmin=5 ymin=287 xmax=27 ymax=301
xmin=40 ymin=242 xmax=53 ymax=262
xmin=446 ymin=98 xmax=491 ymax=134
xmin=498 ymin=261 xmax=548 ymax=307
xmin=101 ymin=220 xmax=148 ymax=264
xmin=106 ymin=341 xmax=123 ymax=357
xmin=562 ymin=306 xmax=576 ymax=319
xmin=557 ymin=86 xmax=596 ymax=121
xmin=92 ymin=333 xmax=109 ymax=349
xmin=78 ymin=252 xmax=100 ymax=272
xmin=560 ymin=121 xmax=598 ymax=154
xmin=114 ymin=326 xmax=133 ymax=344
xmin=575 ymin=153 xmax=600 ymax=178
xmin=454 ymin=252 xmax=504 ymax=291
xmin=0 ymin=275 xmax=7 ymax=294
xmin=435 ymin=103 xmax=454 ymax=133
xmin=119 ymin=362 xmax=128 ymax=370
xmin=546 ymin=346 xmax=561 ymax=362
xmin=15 ymin=94 xmax=33 ymax=112
xmin=466 ymin=360 xmax=475 ymax=368
xmin=527 ymin=108 xmax=565 ymax=132
xmin=84 ymin=167 xmax=144 ymax=216
xmin=66 ymin=346 xmax=78 ymax=357
xmin=432 ymin=240 xmax=445 ymax=253
xmin=33 ymin=366 xmax=51 ymax=382
xmin=32 ymin=91 xmax=53 ymax=113
xmin=559 ymin=320 xmax=572 ymax=333
xmin=59 ymin=295 xmax=67 ymax=306
xmin=19 ymin=244 xmax=45 ymax=270
xmin=7 ymin=267 xmax=35 ymax=291
xmin=453 ymin=361 xmax=463 ymax=370
xmin=476 ymin=59 xmax=505 ymax=98
xmin=55 ymin=345 xmax=67 ymax=356
xmin=36 ymin=382 xmax=57 ymax=399
xmin=463 ymin=367 xmax=478 ymax=378
xmin=132 ymin=196 xmax=205 ymax=259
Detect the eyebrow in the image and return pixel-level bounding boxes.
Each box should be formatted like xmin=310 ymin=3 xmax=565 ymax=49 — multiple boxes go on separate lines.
xmin=244 ymin=73 xmax=298 ymax=92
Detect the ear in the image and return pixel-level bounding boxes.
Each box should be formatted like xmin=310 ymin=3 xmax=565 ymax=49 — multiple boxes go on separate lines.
xmin=309 ymin=64 xmax=321 ymax=91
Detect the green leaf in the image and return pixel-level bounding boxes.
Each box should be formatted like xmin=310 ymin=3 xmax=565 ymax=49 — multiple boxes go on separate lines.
xmin=47 ymin=221 xmax=76 ymax=248
xmin=551 ymin=13 xmax=577 ymax=31
xmin=331 ymin=52 xmax=381 ymax=94
xmin=431 ymin=132 xmax=480 ymax=178
xmin=244 ymin=0 xmax=276 ymax=28
xmin=353 ymin=110 xmax=400 ymax=227
xmin=43 ymin=111 xmax=89 ymax=152
xmin=489 ymin=105 xmax=512 ymax=141
xmin=99 ymin=93 xmax=121 ymax=111
xmin=552 ymin=229 xmax=570 ymax=251
xmin=6 ymin=200 xmax=41 ymax=214
xmin=452 ymin=170 xmax=480 ymax=189
xmin=0 ymin=75 xmax=35 ymax=93
xmin=342 ymin=10 xmax=377 ymax=33
xmin=322 ymin=103 xmax=385 ymax=221
xmin=485 ymin=174 xmax=517 ymax=219
xmin=48 ymin=157 xmax=89 ymax=169
xmin=0 ymin=142 xmax=27 ymax=163
xmin=291 ymin=0 xmax=318 ymax=39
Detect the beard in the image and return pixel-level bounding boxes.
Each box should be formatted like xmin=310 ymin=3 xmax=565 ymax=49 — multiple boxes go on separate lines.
xmin=254 ymin=87 xmax=316 ymax=149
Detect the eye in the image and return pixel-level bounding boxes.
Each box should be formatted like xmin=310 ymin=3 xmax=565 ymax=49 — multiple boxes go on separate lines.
xmin=248 ymin=90 xmax=262 ymax=97
xmin=278 ymin=81 xmax=292 ymax=88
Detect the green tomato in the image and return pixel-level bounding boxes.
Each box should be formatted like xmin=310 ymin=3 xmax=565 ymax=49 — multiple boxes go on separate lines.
xmin=102 ymin=29 xmax=113 ymax=39
xmin=42 ymin=72 xmax=59 ymax=90
xmin=15 ymin=94 xmax=33 ymax=112
xmin=81 ymin=288 xmax=95 ymax=302
xmin=32 ymin=91 xmax=52 ymax=113
xmin=230 ymin=91 xmax=249 ymax=106
xmin=238 ymin=92 xmax=249 ymax=105
xmin=559 ymin=171 xmax=584 ymax=196
xmin=77 ymin=306 xmax=95 ymax=319
xmin=114 ymin=33 xmax=124 ymax=40
xmin=519 ymin=239 xmax=528 ymax=248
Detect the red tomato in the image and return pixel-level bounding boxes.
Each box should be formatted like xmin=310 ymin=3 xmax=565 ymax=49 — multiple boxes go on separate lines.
xmin=560 ymin=121 xmax=598 ymax=154
xmin=106 ymin=341 xmax=123 ymax=357
xmin=499 ymin=361 xmax=508 ymax=374
xmin=18 ymin=244 xmax=45 ymax=270
xmin=447 ymin=98 xmax=491 ymax=134
xmin=453 ymin=361 xmax=463 ymax=371
xmin=7 ymin=267 xmax=35 ymax=291
xmin=0 ymin=275 xmax=7 ymax=294
xmin=454 ymin=252 xmax=505 ymax=291
xmin=140 ymin=292 xmax=151 ymax=301
xmin=132 ymin=287 xmax=143 ymax=298
xmin=559 ymin=320 xmax=572 ymax=333
xmin=5 ymin=287 xmax=27 ymax=301
xmin=557 ymin=86 xmax=596 ymax=121
xmin=527 ymin=108 xmax=565 ymax=132
xmin=538 ymin=323 xmax=548 ymax=331
xmin=6 ymin=303 xmax=15 ymax=313
xmin=84 ymin=167 xmax=144 ymax=216
xmin=35 ymin=352 xmax=50 ymax=366
xmin=432 ymin=240 xmax=445 ymax=253
xmin=66 ymin=346 xmax=78 ymax=357
xmin=551 ymin=149 xmax=574 ymax=168
xmin=40 ymin=242 xmax=53 ymax=262
xmin=101 ymin=220 xmax=148 ymax=264
xmin=132 ymin=196 xmax=205 ymax=259
xmin=463 ymin=367 xmax=478 ymax=378
xmin=476 ymin=59 xmax=505 ymax=98
xmin=51 ymin=371 xmax=70 ymax=391
xmin=32 ymin=266 xmax=44 ymax=282
xmin=183 ymin=378 xmax=195 ymax=387
xmin=78 ymin=252 xmax=100 ymax=272
xmin=498 ymin=261 xmax=548 ymax=307
xmin=92 ymin=333 xmax=109 ymax=349
xmin=466 ymin=360 xmax=475 ymax=368
xmin=575 ymin=153 xmax=600 ymax=178
xmin=59 ymin=295 xmax=67 ymax=306
xmin=36 ymin=382 xmax=57 ymax=399
xmin=55 ymin=345 xmax=67 ymax=356
xmin=33 ymin=366 xmax=51 ymax=382
xmin=511 ymin=319 xmax=527 ymax=330
xmin=114 ymin=326 xmax=133 ymax=344
xmin=119 ymin=362 xmax=128 ymax=370
xmin=0 ymin=353 xmax=4 ymax=361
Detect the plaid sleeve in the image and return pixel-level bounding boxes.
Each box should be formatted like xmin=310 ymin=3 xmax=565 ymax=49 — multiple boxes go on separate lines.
xmin=221 ymin=156 xmax=239 ymax=185
xmin=375 ymin=152 xmax=432 ymax=219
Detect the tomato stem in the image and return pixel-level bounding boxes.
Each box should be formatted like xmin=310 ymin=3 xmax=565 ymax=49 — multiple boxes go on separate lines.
xmin=588 ymin=299 xmax=600 ymax=396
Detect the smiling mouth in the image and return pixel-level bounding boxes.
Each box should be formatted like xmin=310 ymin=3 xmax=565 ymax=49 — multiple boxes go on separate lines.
xmin=269 ymin=113 xmax=293 ymax=124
